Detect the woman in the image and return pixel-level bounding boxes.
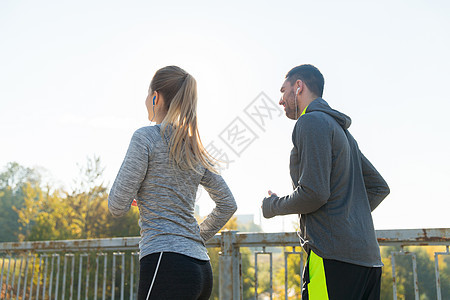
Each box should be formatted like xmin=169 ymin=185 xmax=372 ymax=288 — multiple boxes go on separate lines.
xmin=108 ymin=66 xmax=237 ymax=300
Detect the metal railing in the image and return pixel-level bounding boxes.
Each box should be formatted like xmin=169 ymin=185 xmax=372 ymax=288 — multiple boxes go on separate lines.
xmin=1 ymin=228 xmax=449 ymax=300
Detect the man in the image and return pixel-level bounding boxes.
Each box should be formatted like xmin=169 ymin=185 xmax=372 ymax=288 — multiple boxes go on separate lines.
xmin=262 ymin=64 xmax=390 ymax=299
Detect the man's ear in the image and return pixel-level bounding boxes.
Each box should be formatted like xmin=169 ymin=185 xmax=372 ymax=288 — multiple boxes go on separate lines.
xmin=295 ymin=80 xmax=303 ymax=95
xmin=296 ymin=80 xmax=303 ymax=92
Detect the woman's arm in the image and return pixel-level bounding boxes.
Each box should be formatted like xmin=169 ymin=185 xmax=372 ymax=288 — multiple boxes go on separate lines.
xmin=199 ymin=169 xmax=237 ymax=242
xmin=108 ymin=129 xmax=150 ymax=217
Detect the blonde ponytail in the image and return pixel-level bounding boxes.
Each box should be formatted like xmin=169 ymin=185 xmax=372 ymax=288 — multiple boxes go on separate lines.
xmin=150 ymin=66 xmax=218 ymax=174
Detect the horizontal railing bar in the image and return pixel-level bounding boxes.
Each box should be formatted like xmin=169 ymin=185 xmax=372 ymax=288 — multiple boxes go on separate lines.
xmin=236 ymin=232 xmax=300 ymax=247
xmin=1 ymin=228 xmax=449 ymax=252
xmin=376 ymin=228 xmax=450 ymax=246
xmin=0 ymin=237 xmax=140 ymax=252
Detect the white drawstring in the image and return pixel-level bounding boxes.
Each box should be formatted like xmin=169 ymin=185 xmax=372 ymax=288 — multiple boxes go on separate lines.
xmin=146 ymin=252 xmax=163 ymax=300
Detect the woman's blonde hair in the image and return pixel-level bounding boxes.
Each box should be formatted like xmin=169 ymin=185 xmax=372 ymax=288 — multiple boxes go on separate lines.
xmin=150 ymin=66 xmax=218 ymax=174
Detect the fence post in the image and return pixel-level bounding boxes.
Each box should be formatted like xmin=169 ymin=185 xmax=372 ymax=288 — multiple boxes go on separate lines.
xmin=219 ymin=230 xmax=241 ymax=300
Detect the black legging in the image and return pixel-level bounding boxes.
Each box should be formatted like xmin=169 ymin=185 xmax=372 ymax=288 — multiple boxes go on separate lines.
xmin=138 ymin=252 xmax=213 ymax=300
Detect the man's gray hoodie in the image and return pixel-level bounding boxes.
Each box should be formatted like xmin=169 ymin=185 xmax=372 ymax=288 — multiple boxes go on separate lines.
xmin=262 ymin=98 xmax=390 ymax=267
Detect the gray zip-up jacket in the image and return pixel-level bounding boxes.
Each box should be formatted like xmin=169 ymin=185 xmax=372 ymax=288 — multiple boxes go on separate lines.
xmin=108 ymin=124 xmax=237 ymax=261
xmin=262 ymin=98 xmax=389 ymax=267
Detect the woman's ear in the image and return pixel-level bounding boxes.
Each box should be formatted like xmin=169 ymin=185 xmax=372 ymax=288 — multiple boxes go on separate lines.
xmin=152 ymin=91 xmax=159 ymax=105
xmin=154 ymin=92 xmax=165 ymax=107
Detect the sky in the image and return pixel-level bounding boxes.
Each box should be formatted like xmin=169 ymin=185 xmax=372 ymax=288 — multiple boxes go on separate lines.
xmin=1 ymin=0 xmax=449 ymax=232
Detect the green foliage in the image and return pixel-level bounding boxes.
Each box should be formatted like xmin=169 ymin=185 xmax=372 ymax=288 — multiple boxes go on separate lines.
xmin=0 ymin=185 xmax=20 ymax=242
xmin=441 ymin=255 xmax=450 ymax=298
xmin=208 ymin=216 xmax=239 ymax=300
xmin=273 ymin=247 xmax=303 ymax=299
xmin=241 ymin=247 xmax=255 ymax=299
xmin=380 ymin=249 xmax=394 ymax=300
xmin=0 ymin=162 xmax=41 ymax=242
xmin=2 ymin=160 xmax=450 ymax=299
xmin=380 ymin=246 xmax=450 ymax=300
xmin=1 ymin=157 xmax=140 ymax=243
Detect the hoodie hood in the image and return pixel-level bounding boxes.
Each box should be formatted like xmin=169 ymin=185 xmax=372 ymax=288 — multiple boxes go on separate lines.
xmin=306 ymin=98 xmax=352 ymax=130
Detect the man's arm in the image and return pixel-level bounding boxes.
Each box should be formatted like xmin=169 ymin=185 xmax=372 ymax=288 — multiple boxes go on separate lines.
xmin=262 ymin=114 xmax=332 ymax=218
xmin=360 ymin=151 xmax=390 ymax=211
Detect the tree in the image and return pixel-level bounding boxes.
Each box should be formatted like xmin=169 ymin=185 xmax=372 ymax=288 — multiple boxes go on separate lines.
xmin=0 ymin=185 xmax=20 ymax=242
xmin=69 ymin=156 xmax=140 ymax=238
xmin=0 ymin=162 xmax=41 ymax=191
xmin=70 ymin=156 xmax=108 ymax=239
xmin=272 ymin=246 xmax=303 ymax=299
xmin=380 ymin=246 xmax=450 ymax=300
xmin=13 ymin=182 xmax=44 ymax=241
xmin=440 ymin=254 xmax=450 ymax=299
xmin=27 ymin=188 xmax=76 ymax=241
xmin=11 ymin=156 xmax=140 ymax=241
xmin=206 ymin=216 xmax=238 ymax=300
xmin=106 ymin=205 xmax=140 ymax=237
xmin=380 ymin=247 xmax=395 ymax=300
xmin=0 ymin=162 xmax=42 ymax=242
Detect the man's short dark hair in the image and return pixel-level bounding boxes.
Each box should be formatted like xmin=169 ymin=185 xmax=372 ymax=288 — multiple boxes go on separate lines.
xmin=285 ymin=64 xmax=324 ymax=97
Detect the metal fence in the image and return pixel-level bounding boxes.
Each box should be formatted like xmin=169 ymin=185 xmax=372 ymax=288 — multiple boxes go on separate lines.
xmin=0 ymin=228 xmax=449 ymax=300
